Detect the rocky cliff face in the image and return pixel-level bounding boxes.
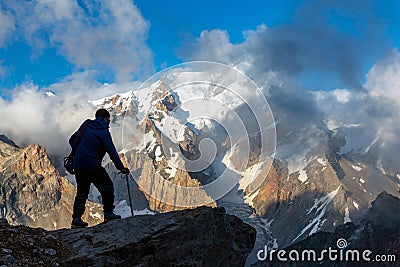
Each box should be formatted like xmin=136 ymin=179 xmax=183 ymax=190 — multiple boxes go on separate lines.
xmin=95 ymin=80 xmax=217 ymax=212
xmin=0 ymin=134 xmax=19 ymax=158
xmin=0 ymin=206 xmax=256 ymax=267
xmin=134 ymin=118 xmax=216 ymax=212
xmin=249 ymin=154 xmax=346 ymax=247
xmin=252 ymin=191 xmax=400 ymax=266
xmin=100 ymin=130 xmax=216 ymax=213
xmin=0 ymin=137 xmax=103 ymax=230
xmin=247 ymin=149 xmax=400 ymax=249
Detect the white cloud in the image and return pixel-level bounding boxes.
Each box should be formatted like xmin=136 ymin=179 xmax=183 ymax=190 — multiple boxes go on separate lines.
xmin=45 ymin=70 xmax=141 ymax=100
xmin=365 ymin=49 xmax=400 ymax=101
xmin=50 ymin=0 xmax=153 ymax=82
xmin=0 ymin=7 xmax=15 ymax=46
xmin=312 ymin=50 xmax=400 ymax=170
xmin=179 ymin=29 xmax=236 ymax=64
xmin=0 ymin=82 xmax=96 ymax=155
xmin=313 ymin=89 xmax=352 ymax=104
xmin=364 ymin=50 xmax=400 ymax=160
xmin=37 ymin=0 xmax=76 ymax=21
xmin=178 ymin=24 xmax=283 ymax=94
xmin=331 ymin=89 xmax=351 ymax=104
xmin=0 ymin=69 xmax=141 ymax=156
xmin=2 ymin=0 xmax=153 ymax=81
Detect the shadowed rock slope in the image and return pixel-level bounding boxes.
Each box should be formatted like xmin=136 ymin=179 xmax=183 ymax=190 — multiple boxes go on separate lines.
xmin=252 ymin=191 xmax=400 ymax=267
xmin=1 ymin=206 xmax=256 ymax=267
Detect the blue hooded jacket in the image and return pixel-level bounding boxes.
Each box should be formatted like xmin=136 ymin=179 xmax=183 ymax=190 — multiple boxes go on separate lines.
xmin=72 ymin=117 xmax=125 ymax=171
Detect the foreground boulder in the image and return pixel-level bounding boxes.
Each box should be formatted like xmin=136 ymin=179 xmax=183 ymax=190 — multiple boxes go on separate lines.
xmin=0 ymin=219 xmax=71 ymax=266
xmin=1 ymin=206 xmax=256 ymax=266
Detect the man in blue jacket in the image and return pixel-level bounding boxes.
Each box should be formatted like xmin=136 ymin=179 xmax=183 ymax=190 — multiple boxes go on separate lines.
xmin=71 ymin=108 xmax=130 ymax=228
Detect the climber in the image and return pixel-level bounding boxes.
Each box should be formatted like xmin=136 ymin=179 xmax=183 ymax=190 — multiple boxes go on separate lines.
xmin=70 ymin=108 xmax=130 ymax=228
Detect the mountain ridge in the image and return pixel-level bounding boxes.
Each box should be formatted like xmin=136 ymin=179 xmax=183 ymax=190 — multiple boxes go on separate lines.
xmin=0 ymin=138 xmax=103 ymax=229
xmin=252 ymin=191 xmax=400 ymax=266
xmin=89 ymin=74 xmax=400 ymax=261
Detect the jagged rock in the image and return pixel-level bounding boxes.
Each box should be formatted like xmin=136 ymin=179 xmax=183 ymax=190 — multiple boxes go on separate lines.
xmin=363 ymin=191 xmax=400 ymax=234
xmin=1 ymin=255 xmax=14 ymax=265
xmin=0 ymin=218 xmax=8 ymax=227
xmin=112 ymin=117 xmax=216 ymax=212
xmin=0 ymin=135 xmax=19 ymax=159
xmin=147 ymin=122 xmax=215 ymax=211
xmin=247 ymin=150 xmax=400 ymax=249
xmin=94 ymin=92 xmax=138 ymax=118
xmin=0 ymin=223 xmax=71 ymax=266
xmin=161 ymin=93 xmax=178 ymax=111
xmin=57 ymin=206 xmax=255 ymax=266
xmin=252 ymin=191 xmax=400 ymax=266
xmin=0 ymin=206 xmax=255 ymax=266
xmin=0 ymin=143 xmax=103 ymax=230
xmin=249 ymin=155 xmax=347 ymax=247
xmin=0 ymin=134 xmax=19 ymax=148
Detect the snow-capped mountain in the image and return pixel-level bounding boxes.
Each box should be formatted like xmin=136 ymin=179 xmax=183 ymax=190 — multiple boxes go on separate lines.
xmin=0 ymin=66 xmax=398 ymax=265
xmin=90 ymin=69 xmax=400 ymax=265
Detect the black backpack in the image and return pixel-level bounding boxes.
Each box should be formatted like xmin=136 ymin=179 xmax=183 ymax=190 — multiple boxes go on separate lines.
xmin=64 ymin=119 xmax=91 ymax=174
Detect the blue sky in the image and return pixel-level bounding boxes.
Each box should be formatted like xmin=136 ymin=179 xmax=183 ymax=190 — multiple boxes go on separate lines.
xmin=0 ymin=0 xmax=399 ymax=96
xmin=134 ymin=0 xmax=301 ymax=66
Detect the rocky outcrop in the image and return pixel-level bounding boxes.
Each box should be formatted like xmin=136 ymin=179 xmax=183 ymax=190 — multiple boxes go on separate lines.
xmin=140 ymin=86 xmax=217 ymax=211
xmin=114 ymin=143 xmax=216 ymax=212
xmin=0 ymin=206 xmax=256 ymax=267
xmin=249 ymin=159 xmax=291 ymax=217
xmin=94 ymin=92 xmax=139 ymax=119
xmin=252 ymin=191 xmax=400 ymax=266
xmin=0 ymin=218 xmax=72 ymax=266
xmin=248 ymin=155 xmax=346 ymax=247
xmin=0 ymin=139 xmax=103 ymax=230
xmin=0 ymin=135 xmax=19 ymax=158
xmin=246 ymin=149 xmax=400 ymax=249
xmin=93 ymin=79 xmax=217 ymax=213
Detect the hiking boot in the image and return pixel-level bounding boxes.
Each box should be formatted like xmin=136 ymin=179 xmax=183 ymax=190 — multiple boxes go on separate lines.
xmin=71 ymin=217 xmax=88 ymax=228
xmin=104 ymin=212 xmax=121 ymax=222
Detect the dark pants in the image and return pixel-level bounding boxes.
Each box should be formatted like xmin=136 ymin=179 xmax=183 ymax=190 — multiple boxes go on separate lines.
xmin=72 ymin=167 xmax=115 ymax=219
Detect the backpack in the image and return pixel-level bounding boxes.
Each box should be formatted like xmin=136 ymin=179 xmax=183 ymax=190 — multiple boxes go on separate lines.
xmin=64 ymin=119 xmax=91 ymax=174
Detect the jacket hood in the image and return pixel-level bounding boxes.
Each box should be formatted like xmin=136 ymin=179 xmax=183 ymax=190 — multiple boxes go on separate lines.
xmin=88 ymin=117 xmax=109 ymax=130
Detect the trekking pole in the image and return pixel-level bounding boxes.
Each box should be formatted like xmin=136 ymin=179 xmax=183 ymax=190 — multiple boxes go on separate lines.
xmin=125 ymin=173 xmax=134 ymax=217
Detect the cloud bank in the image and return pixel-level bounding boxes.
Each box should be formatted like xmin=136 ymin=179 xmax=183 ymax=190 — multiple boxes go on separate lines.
xmin=180 ymin=0 xmax=392 ymax=90
xmin=177 ymin=0 xmax=400 ymax=172
xmin=0 ymin=71 xmax=140 ymax=155
xmin=0 ymin=84 xmax=95 ymax=155
xmin=1 ymin=0 xmax=153 ymax=82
